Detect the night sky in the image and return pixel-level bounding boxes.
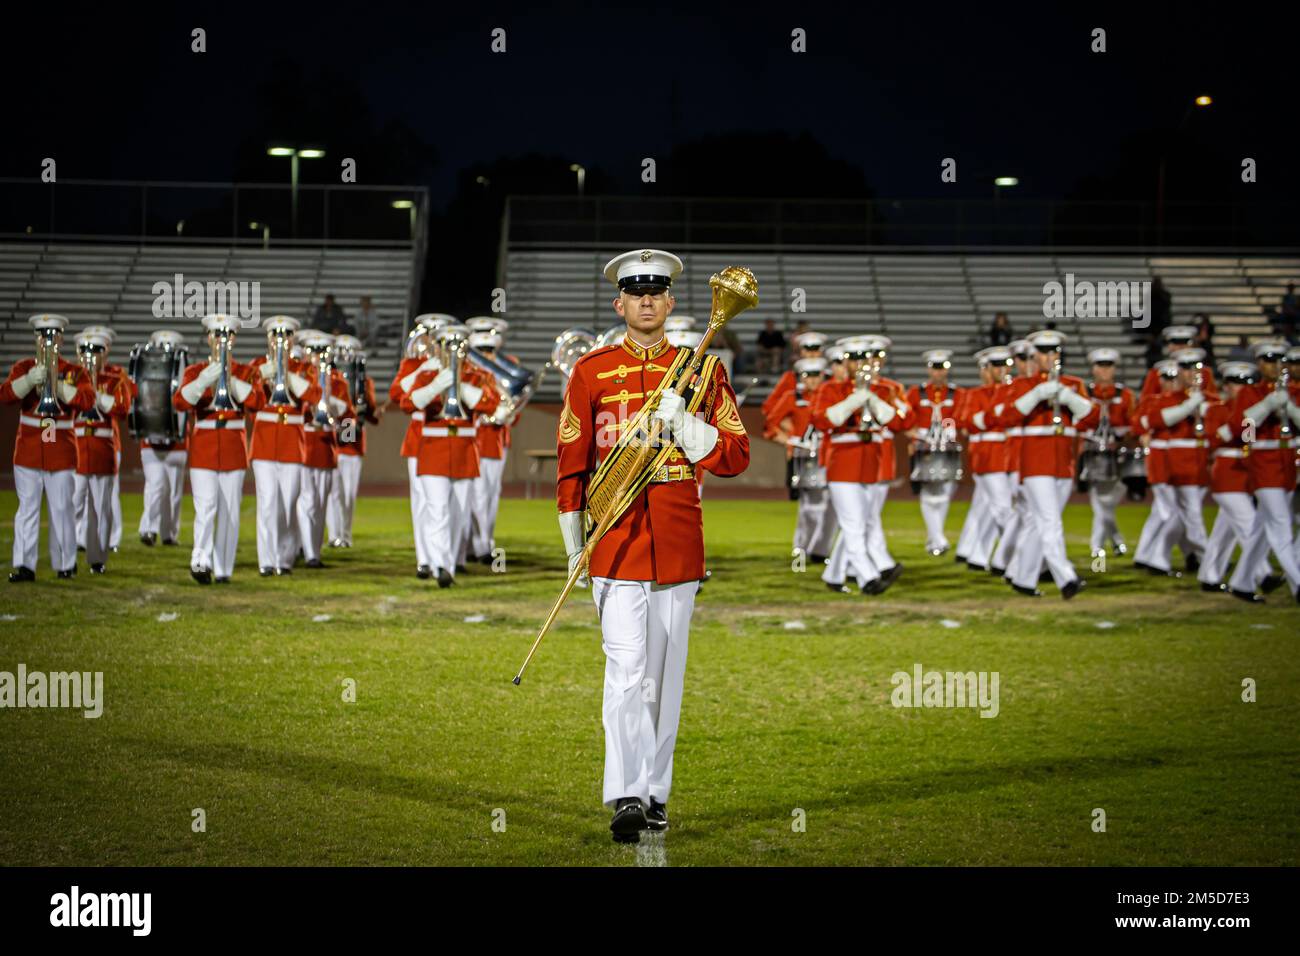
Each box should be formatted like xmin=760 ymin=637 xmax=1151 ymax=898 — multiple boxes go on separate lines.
xmin=4 ymin=2 xmax=1292 ymax=207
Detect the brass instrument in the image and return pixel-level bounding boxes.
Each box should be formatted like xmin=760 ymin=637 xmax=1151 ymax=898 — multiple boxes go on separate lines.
xmin=467 ymin=345 xmax=534 ymax=427
xmin=76 ymin=341 xmax=106 ymax=423
xmin=347 ymin=353 xmax=369 ymax=416
xmin=35 ymin=328 xmax=62 ymax=417
xmin=514 ymin=266 xmax=759 ymax=685
xmin=434 ymin=326 xmax=469 ymax=421
xmin=266 ymin=328 xmax=293 ymax=406
xmin=1280 ymin=365 xmax=1293 ymax=442
xmin=211 ymin=333 xmax=237 ymax=411
xmin=309 ymin=341 xmax=335 ymax=428
xmin=853 ymin=353 xmax=882 ymax=430
xmin=1049 ymin=353 xmax=1063 ymax=435
xmin=535 ymin=327 xmax=595 ymax=399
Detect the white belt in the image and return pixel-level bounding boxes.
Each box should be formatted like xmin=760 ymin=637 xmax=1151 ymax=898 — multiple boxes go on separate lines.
xmin=1005 ymin=427 xmax=1023 ymax=437
xmin=1021 ymin=425 xmax=1077 ymax=437
xmin=1250 ymin=439 xmax=1286 ymax=450
xmin=195 ymin=418 xmax=241 ymax=430
xmin=1214 ymin=448 xmax=1245 ymax=459
xmin=412 ymin=411 xmax=425 ymax=422
xmin=422 ymin=425 xmax=476 ymax=438
xmin=19 ymin=415 xmax=73 ymax=429
xmin=1162 ymin=439 xmax=1205 ymax=449
xmin=256 ymin=411 xmax=304 ymax=425
xmin=830 ymin=432 xmax=881 ymax=445
xmin=970 ymin=433 xmax=1006 ymax=443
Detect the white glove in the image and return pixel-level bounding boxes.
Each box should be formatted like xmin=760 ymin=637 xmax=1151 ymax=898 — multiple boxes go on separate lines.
xmin=459 ymin=382 xmax=483 ymax=409
xmin=57 ymin=380 xmax=78 ymax=403
xmin=824 ymin=388 xmax=870 ymax=427
xmin=1267 ymin=388 xmax=1289 ymax=411
xmin=10 ymin=364 xmax=43 ymax=399
xmin=229 ymin=376 xmax=253 ymax=404
xmin=419 ymin=356 xmax=441 ymax=373
xmin=197 ymin=362 xmax=222 ymax=386
xmin=1288 ymin=400 xmax=1300 ymax=427
xmin=1059 ymin=387 xmax=1092 ymax=420
xmin=654 ymin=391 xmax=720 ymax=463
xmin=96 ymin=391 xmax=116 ymax=413
xmin=864 ymin=391 xmax=896 ymax=425
xmin=27 ymin=363 xmax=47 ymax=386
xmin=327 ymin=395 xmax=348 ymax=417
xmin=558 ymin=510 xmax=589 ymax=589
xmin=410 ymin=368 xmax=454 ymax=410
xmin=258 ymin=359 xmax=275 ymax=380
xmin=1013 ymin=384 xmax=1048 ymax=417
xmin=1243 ymin=395 xmax=1276 ymax=425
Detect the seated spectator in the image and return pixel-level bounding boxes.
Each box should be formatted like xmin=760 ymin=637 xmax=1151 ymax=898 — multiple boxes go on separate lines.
xmin=1227 ymin=335 xmax=1253 ymax=363
xmin=988 ymin=312 xmax=1012 ymax=346
xmin=1264 ymin=306 xmax=1288 ymax=340
xmin=312 ymin=294 xmax=355 ymax=336
xmin=756 ymin=320 xmax=787 ymax=376
xmin=354 ymin=296 xmax=379 ymax=347
xmin=717 ymin=325 xmax=746 ymax=375
xmin=1194 ymin=313 xmax=1215 ymax=366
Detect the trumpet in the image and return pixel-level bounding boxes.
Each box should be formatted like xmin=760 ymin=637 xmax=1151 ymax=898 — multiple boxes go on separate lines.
xmin=77 ymin=342 xmax=106 ymax=423
xmin=308 ymin=342 xmax=335 ymax=428
xmin=1049 ymin=352 xmax=1063 ymax=435
xmin=434 ymin=326 xmax=469 ymax=421
xmin=35 ymin=328 xmax=62 ymax=417
xmin=210 ymin=333 xmax=237 ymax=411
xmin=853 ymin=353 xmax=882 ymax=429
xmin=1279 ymin=365 xmax=1293 ymax=442
xmin=266 ymin=329 xmax=293 ymax=406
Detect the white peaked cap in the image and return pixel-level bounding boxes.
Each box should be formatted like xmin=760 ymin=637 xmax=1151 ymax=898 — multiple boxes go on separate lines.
xmin=202 ymin=314 xmax=238 ymax=334
xmin=795 ymin=331 xmax=827 ymax=348
xmin=922 ymin=349 xmax=953 ymax=366
xmin=794 ymin=357 xmax=828 ymax=374
xmin=1028 ymin=329 xmax=1067 ymax=349
xmin=1087 ymin=347 xmax=1120 ymax=364
xmin=28 ymin=313 xmax=69 ymax=332
xmin=150 ymin=329 xmax=185 ymax=347
xmin=415 ymin=313 xmax=458 ymax=330
xmin=333 ymin=334 xmax=362 ymax=351
xmin=1155 ymin=359 xmax=1178 ymax=378
xmin=1251 ymin=339 xmax=1289 ymax=360
xmin=263 ymin=315 xmax=301 ymax=333
xmin=82 ymin=324 xmax=116 ymax=343
xmin=1172 ymin=347 xmax=1207 ymax=365
xmin=469 ymin=330 xmax=502 ymax=350
xmin=74 ymin=331 xmax=110 ymax=349
xmin=664 ymin=315 xmax=697 ymax=332
xmin=1218 ymin=361 xmax=1256 ymax=381
xmin=466 ymin=316 xmax=509 ymax=334
xmin=1162 ymin=325 xmax=1197 ymax=342
xmin=602 ymin=249 xmax=684 ymax=289
xmin=975 ymin=346 xmax=1011 ymax=366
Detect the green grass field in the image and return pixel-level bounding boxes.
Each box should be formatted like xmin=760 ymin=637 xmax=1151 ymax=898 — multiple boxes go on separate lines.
xmin=1 ymin=488 xmax=1297 ymax=866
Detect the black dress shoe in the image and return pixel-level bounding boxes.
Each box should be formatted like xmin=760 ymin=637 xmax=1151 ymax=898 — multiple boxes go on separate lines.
xmin=437 ymin=568 xmax=454 ymax=588
xmin=882 ymin=564 xmax=904 ymax=586
xmin=1184 ymin=553 xmax=1201 ymax=573
xmin=967 ymin=562 xmax=988 ymax=572
xmin=1260 ymin=574 xmax=1284 ymax=595
xmin=455 ymin=563 xmax=467 ymax=574
xmin=1230 ymin=589 xmax=1264 ymax=604
xmin=808 ymin=553 xmax=828 ymax=564
xmin=57 ymin=567 xmax=76 ymax=579
xmin=645 ymin=799 xmax=669 ymax=833
xmin=1132 ymin=560 xmax=1153 ymax=572
xmin=1061 ymin=578 xmax=1085 ymax=600
xmin=826 ymin=582 xmax=851 ymax=594
xmin=1011 ymin=583 xmax=1043 ymax=597
xmin=90 ymin=563 xmax=106 ymax=574
xmin=416 ymin=565 xmax=432 ymax=580
xmin=162 ymin=538 xmax=178 ymax=546
xmin=610 ymin=798 xmax=648 ymax=844
xmin=1200 ymin=581 xmax=1226 ymax=593
xmin=1113 ymin=542 xmax=1128 ymax=556
xmin=77 ymin=545 xmax=85 ymax=553
xmin=190 ymin=567 xmax=213 ymax=585
xmin=8 ymin=566 xmax=35 ymax=583
xmin=954 ymin=554 xmax=968 ymax=565
xmin=276 ymin=567 xmax=293 ymax=576
xmin=861 ymin=577 xmax=884 ymax=595
xmin=259 ymin=567 xmax=275 ymax=577
xmin=214 ymin=576 xmax=230 ymax=584
xmin=139 ymin=533 xmax=157 ymax=547
xmin=989 ymin=565 xmax=1005 ymax=577
xmin=305 ymin=558 xmax=325 ymax=569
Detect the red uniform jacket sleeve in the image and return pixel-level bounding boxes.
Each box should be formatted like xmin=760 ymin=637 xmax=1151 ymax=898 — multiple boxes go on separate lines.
xmin=691 ymin=359 xmax=750 ymax=479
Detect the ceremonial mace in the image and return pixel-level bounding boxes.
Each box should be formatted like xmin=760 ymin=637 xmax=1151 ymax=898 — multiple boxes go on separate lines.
xmin=512 ymin=266 xmax=759 ymax=685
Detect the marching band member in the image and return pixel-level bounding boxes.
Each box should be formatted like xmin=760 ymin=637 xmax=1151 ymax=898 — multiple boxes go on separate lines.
xmin=2 ymin=314 xmax=95 ymax=582
xmin=989 ymin=339 xmax=1034 ymax=577
xmin=1080 ymin=348 xmax=1136 ymax=558
xmin=1197 ymin=361 xmax=1259 ymax=592
xmin=556 ymin=249 xmax=749 ymax=841
xmin=762 ymin=331 xmax=826 ymax=440
xmin=1139 ymin=325 xmax=1205 ymax=399
xmin=1131 ymin=361 xmax=1185 ymax=577
xmin=75 ymin=324 xmax=131 ymax=554
xmin=954 ymin=346 xmax=1012 ymax=570
xmin=390 ymin=314 xmax=454 ymax=579
xmin=994 ymin=329 xmax=1097 ymax=598
xmin=297 ymin=331 xmax=353 ymax=569
xmin=174 ymin=314 xmax=263 ymax=584
xmin=401 ymin=325 xmax=500 ymax=587
xmin=327 ymin=334 xmax=378 ymax=549
xmin=905 ymin=349 xmax=961 ymax=556
xmin=771 ymin=356 xmax=835 ymax=563
xmin=249 ymin=316 xmax=317 ymax=576
xmin=466 ymin=319 xmax=512 ymax=564
xmin=1146 ymin=348 xmax=1212 ymax=572
xmin=1224 ymin=340 xmax=1300 ymax=603
xmin=72 ymin=330 xmax=130 ymax=573
xmin=138 ymin=330 xmax=189 ymax=547
xmin=811 ymin=336 xmax=904 ymax=594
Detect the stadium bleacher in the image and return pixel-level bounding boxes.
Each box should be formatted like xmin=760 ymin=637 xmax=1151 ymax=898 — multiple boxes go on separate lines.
xmin=505 ymin=249 xmax=1297 ymax=399
xmin=0 ymin=242 xmax=414 ymax=392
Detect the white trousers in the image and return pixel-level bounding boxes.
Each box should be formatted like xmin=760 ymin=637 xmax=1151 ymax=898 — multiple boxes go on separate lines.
xmin=190 ymin=468 xmax=244 ymax=578
xmin=824 ymin=482 xmax=879 ymax=588
xmin=252 ymin=459 xmax=302 ymax=570
xmin=1160 ymin=485 xmax=1208 ymax=565
xmin=1088 ymin=480 xmax=1127 ymax=553
xmin=866 ymin=481 xmax=895 ymax=571
xmin=74 ymin=452 xmax=122 ymax=550
xmin=1199 ymin=491 xmax=1255 ymax=586
xmin=794 ymin=470 xmax=836 ymax=559
xmin=139 ymin=447 xmax=187 ymax=541
xmin=1229 ymin=487 xmax=1300 ymax=596
xmin=11 ymin=465 xmax=77 ymax=572
xmin=81 ymin=473 xmax=113 ymax=566
xmin=955 ymin=475 xmax=985 ymax=561
xmin=326 ymin=454 xmax=363 ymax=546
xmin=297 ymin=466 xmax=334 ymax=563
xmin=593 ymin=576 xmax=698 ymax=809
xmin=1135 ymin=483 xmax=1178 ymax=572
xmin=407 ymin=457 xmax=430 ymax=568
xmin=992 ymin=474 xmax=1023 ymax=573
xmin=1011 ymin=475 xmax=1077 ymax=591
xmin=919 ymin=480 xmax=955 ymax=552
xmin=417 ymin=474 xmax=471 ymax=575
xmin=470 ymin=455 xmax=506 ymax=558
xmin=970 ymin=472 xmax=1013 ymax=569
xmin=110 ymin=453 xmax=122 ymax=549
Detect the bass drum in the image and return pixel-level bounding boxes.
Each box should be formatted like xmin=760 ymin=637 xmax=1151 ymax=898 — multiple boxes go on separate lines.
xmin=1076 ymin=448 xmax=1119 ymax=492
xmin=910 ymin=448 xmax=963 ymax=484
xmin=128 ymin=343 xmax=189 ymax=445
xmin=1117 ymin=445 xmax=1148 ymax=502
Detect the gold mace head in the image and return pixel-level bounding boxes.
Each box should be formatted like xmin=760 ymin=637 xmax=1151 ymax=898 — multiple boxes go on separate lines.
xmin=707 ymin=266 xmax=759 ymax=330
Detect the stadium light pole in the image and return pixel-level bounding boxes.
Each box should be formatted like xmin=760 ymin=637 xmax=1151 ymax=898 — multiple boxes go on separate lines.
xmin=1156 ymin=96 xmax=1211 ymax=245
xmin=269 ymin=146 xmax=325 ymax=238
xmin=392 ymin=199 xmax=416 ymax=241
xmin=993 ymin=177 xmax=1018 ymax=240
xmin=570 ymin=163 xmax=586 ymax=198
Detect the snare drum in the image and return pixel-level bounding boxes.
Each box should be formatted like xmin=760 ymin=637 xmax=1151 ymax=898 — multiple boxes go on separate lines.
xmin=910 ymin=447 xmax=963 ymax=483
xmin=1117 ymin=445 xmax=1148 ymax=501
xmin=128 ymin=342 xmax=189 ymax=444
xmin=1078 ymin=448 xmax=1119 ymax=484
